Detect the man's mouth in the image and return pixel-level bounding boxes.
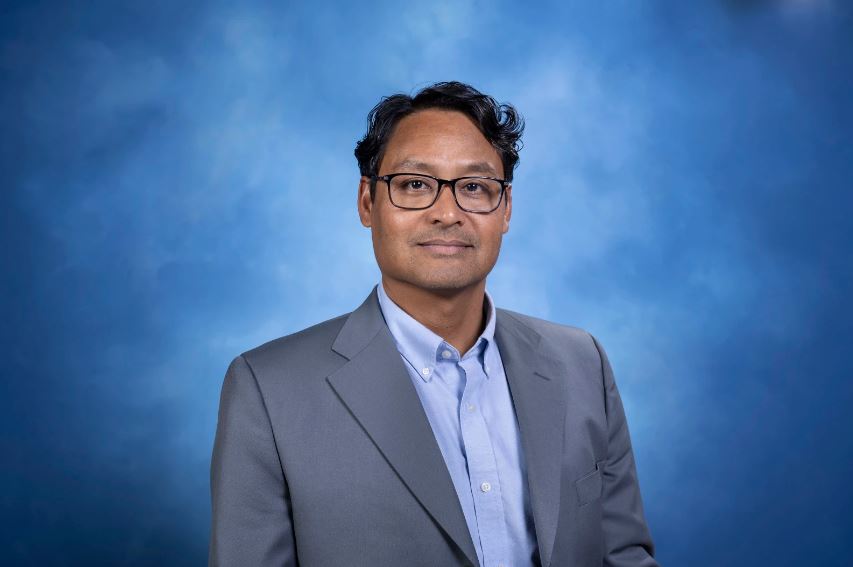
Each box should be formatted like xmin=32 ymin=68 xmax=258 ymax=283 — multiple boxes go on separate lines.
xmin=417 ymin=240 xmax=473 ymax=255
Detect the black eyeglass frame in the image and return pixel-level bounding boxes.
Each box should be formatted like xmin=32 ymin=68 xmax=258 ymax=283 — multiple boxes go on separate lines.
xmin=370 ymin=172 xmax=510 ymax=214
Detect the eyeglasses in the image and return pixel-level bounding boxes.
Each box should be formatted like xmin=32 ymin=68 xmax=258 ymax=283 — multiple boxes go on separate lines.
xmin=370 ymin=172 xmax=509 ymax=213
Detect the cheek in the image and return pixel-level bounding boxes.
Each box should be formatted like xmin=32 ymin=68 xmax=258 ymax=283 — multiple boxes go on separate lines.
xmin=373 ymin=216 xmax=412 ymax=260
xmin=479 ymin=224 xmax=504 ymax=254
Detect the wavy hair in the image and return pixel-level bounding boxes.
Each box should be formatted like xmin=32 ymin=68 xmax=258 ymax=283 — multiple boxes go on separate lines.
xmin=354 ymin=81 xmax=525 ymax=199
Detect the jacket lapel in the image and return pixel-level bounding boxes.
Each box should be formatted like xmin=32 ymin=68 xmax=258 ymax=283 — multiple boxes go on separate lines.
xmin=326 ymin=285 xmax=480 ymax=567
xmin=326 ymin=287 xmax=568 ymax=567
xmin=495 ymin=310 xmax=567 ymax=567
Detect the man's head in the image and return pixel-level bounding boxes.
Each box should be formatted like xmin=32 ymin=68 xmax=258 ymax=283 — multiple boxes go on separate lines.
xmin=355 ymin=81 xmax=524 ymax=294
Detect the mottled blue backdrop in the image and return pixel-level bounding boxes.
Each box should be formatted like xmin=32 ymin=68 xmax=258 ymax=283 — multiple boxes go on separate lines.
xmin=2 ymin=1 xmax=851 ymax=565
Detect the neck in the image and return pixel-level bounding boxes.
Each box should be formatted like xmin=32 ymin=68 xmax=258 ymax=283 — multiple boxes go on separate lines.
xmin=381 ymin=276 xmax=488 ymax=355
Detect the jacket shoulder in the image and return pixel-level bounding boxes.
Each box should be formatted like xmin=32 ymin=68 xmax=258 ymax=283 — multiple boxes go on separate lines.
xmin=497 ymin=307 xmax=604 ymax=374
xmin=238 ymin=312 xmax=351 ymax=379
xmin=497 ymin=307 xmax=595 ymax=346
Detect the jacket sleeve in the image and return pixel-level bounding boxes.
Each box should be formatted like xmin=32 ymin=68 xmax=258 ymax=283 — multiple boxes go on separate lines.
xmin=590 ymin=335 xmax=660 ymax=567
xmin=209 ymin=355 xmax=298 ymax=566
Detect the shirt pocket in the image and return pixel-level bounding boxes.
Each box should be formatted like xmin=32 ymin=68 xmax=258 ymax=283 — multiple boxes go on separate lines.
xmin=575 ymin=459 xmax=605 ymax=507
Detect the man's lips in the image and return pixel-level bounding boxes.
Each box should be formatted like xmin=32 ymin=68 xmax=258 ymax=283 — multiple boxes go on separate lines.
xmin=417 ymin=240 xmax=473 ymax=255
xmin=418 ymin=239 xmax=472 ymax=247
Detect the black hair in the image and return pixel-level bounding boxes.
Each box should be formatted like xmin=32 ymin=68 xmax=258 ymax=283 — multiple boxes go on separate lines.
xmin=354 ymin=81 xmax=525 ymax=200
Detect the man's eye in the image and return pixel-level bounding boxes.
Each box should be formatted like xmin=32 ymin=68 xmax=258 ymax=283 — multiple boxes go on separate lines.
xmin=401 ymin=179 xmax=432 ymax=191
xmin=463 ymin=183 xmax=483 ymax=192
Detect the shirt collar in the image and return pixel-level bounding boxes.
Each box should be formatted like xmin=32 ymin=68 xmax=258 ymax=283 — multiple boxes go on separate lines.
xmin=376 ymin=281 xmax=499 ymax=382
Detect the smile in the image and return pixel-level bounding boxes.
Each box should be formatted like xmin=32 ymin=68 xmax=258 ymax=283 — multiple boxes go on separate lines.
xmin=417 ymin=243 xmax=472 ymax=255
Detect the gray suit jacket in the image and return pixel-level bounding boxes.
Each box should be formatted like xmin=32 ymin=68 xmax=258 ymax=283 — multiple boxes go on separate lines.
xmin=209 ymin=285 xmax=659 ymax=566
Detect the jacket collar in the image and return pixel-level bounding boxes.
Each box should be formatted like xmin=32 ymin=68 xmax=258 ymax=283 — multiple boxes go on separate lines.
xmin=375 ymin=280 xmax=500 ymax=383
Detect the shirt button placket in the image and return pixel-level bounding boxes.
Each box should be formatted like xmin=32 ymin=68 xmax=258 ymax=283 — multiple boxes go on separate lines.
xmin=459 ymin=357 xmax=509 ymax=567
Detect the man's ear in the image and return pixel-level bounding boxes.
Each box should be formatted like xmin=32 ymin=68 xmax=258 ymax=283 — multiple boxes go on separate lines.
xmin=502 ymin=184 xmax=512 ymax=234
xmin=358 ymin=176 xmax=373 ymax=228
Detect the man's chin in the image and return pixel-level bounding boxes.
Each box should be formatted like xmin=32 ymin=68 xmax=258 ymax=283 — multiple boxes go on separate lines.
xmin=408 ymin=274 xmax=483 ymax=294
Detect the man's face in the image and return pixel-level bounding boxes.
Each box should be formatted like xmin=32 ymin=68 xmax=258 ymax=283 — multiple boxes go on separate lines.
xmin=358 ymin=108 xmax=512 ymax=293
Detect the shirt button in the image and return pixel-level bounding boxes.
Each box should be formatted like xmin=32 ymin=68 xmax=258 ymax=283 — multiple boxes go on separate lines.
xmin=441 ymin=350 xmax=452 ymax=359
xmin=466 ymin=404 xmax=476 ymax=412
xmin=480 ymin=481 xmax=491 ymax=493
xmin=421 ymin=367 xmax=430 ymax=376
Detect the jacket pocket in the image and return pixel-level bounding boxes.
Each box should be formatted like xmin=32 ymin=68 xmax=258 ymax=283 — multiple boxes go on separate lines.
xmin=575 ymin=460 xmax=604 ymax=506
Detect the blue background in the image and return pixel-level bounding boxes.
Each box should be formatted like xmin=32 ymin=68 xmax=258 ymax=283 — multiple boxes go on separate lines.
xmin=2 ymin=1 xmax=851 ymax=565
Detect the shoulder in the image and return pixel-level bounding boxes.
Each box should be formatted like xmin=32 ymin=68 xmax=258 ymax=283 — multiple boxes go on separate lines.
xmin=497 ymin=307 xmax=598 ymax=349
xmin=496 ymin=307 xmax=605 ymax=374
xmin=237 ymin=312 xmax=351 ymax=378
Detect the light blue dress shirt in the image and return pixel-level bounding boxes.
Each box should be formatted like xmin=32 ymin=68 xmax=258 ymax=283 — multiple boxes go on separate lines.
xmin=376 ymin=281 xmax=539 ymax=567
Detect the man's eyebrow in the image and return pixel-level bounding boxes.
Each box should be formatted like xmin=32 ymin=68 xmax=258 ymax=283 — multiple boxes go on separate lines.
xmin=460 ymin=161 xmax=500 ymax=176
xmin=390 ymin=159 xmax=501 ymax=177
xmin=393 ymin=159 xmax=435 ymax=172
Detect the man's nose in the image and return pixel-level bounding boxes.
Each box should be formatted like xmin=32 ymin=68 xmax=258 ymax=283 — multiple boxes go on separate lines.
xmin=429 ymin=182 xmax=462 ymax=222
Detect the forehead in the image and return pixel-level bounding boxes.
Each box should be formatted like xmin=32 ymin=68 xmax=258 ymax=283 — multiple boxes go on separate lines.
xmin=380 ymin=109 xmax=503 ymax=175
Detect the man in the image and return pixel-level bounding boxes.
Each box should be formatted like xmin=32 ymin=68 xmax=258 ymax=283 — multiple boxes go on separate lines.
xmin=209 ymin=81 xmax=659 ymax=567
